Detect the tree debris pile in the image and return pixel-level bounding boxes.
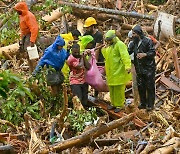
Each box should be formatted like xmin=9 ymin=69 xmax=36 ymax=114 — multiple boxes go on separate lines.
xmin=0 ymin=0 xmax=179 ymax=153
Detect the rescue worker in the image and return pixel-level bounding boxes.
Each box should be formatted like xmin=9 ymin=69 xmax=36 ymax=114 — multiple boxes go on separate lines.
xmin=128 ymin=25 xmax=156 ymax=111
xmin=78 ymin=35 xmax=94 ymax=53
xmin=14 ymin=1 xmax=38 ymax=73
xmin=67 ymin=43 xmax=91 ymax=108
xmin=128 ymin=29 xmax=160 ymax=107
xmin=102 ymin=30 xmax=131 ymax=113
xmin=32 ymin=36 xmax=69 ymax=96
xmin=83 ymin=17 xmax=104 ymax=98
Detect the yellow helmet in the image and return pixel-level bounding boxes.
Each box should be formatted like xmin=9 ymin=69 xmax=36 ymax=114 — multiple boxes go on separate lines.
xmin=84 ymin=17 xmax=97 ymax=28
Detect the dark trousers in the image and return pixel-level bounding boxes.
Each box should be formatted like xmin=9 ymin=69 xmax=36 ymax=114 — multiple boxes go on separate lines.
xmin=70 ymin=83 xmax=88 ymax=107
xmin=19 ymin=34 xmax=36 ymax=73
xmin=136 ymin=72 xmax=155 ymax=108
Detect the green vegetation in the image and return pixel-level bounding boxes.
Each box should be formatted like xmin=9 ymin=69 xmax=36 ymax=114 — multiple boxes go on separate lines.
xmin=0 ymin=69 xmax=64 ymax=131
xmin=66 ymin=107 xmax=98 ymax=133
xmin=0 ymin=70 xmax=39 ymax=127
xmin=0 ymin=12 xmax=19 ymax=46
xmin=28 ymin=67 xmax=64 ymax=116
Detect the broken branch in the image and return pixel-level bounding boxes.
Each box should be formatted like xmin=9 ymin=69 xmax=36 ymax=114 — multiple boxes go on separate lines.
xmin=37 ymin=113 xmax=134 ymax=153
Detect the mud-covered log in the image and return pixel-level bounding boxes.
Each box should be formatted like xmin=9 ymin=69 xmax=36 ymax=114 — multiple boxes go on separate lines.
xmin=0 ymin=43 xmax=19 ymax=56
xmin=38 ymin=113 xmax=134 ymax=153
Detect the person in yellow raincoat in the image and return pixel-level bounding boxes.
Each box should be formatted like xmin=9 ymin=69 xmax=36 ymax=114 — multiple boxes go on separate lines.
xmin=61 ymin=30 xmax=81 ymax=81
xmin=102 ymin=30 xmax=132 ymax=113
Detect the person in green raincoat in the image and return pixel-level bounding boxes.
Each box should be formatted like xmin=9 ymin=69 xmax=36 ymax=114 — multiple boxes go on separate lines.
xmin=78 ymin=35 xmax=94 ymax=53
xmin=102 ymin=30 xmax=131 ymax=113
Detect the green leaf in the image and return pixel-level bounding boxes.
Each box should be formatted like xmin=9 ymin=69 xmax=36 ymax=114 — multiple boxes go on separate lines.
xmin=0 ymin=88 xmax=7 ymax=98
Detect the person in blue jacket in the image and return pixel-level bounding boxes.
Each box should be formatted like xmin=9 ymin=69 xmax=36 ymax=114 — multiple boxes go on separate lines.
xmin=32 ymin=35 xmax=70 ymax=95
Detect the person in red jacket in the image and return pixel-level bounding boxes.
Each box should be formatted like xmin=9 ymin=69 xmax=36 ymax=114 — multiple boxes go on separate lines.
xmin=14 ymin=1 xmax=39 ymax=72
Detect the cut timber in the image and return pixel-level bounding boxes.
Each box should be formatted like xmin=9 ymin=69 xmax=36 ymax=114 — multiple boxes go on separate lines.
xmin=154 ymin=12 xmax=176 ymax=39
xmin=160 ymin=76 xmax=180 ymax=92
xmin=88 ymin=97 xmax=146 ymax=128
xmin=0 ymin=43 xmax=19 ymax=56
xmin=42 ymin=8 xmax=64 ymax=24
xmin=151 ymin=137 xmax=180 ymax=154
xmin=59 ymin=1 xmax=180 ymax=24
xmin=37 ymin=113 xmax=134 ymax=153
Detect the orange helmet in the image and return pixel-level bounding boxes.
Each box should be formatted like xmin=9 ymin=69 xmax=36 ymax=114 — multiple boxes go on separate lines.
xmin=84 ymin=17 xmax=97 ymax=27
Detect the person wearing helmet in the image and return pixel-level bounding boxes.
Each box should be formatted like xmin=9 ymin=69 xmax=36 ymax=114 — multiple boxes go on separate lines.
xmin=128 ymin=25 xmax=156 ymax=111
xmin=14 ymin=1 xmax=39 ymax=73
xmin=102 ymin=30 xmax=131 ymax=113
xmin=84 ymin=17 xmax=104 ymax=98
xmin=83 ymin=17 xmax=104 ymax=61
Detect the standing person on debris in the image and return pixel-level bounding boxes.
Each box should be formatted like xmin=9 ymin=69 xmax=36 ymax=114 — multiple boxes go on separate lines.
xmin=83 ymin=17 xmax=104 ymax=98
xmin=61 ymin=29 xmax=82 ymax=81
xmin=32 ymin=36 xmax=69 ymax=96
xmin=102 ymin=30 xmax=131 ymax=113
xmin=67 ymin=43 xmax=91 ymax=108
xmin=128 ymin=25 xmax=156 ymax=111
xmin=128 ymin=29 xmax=160 ymax=107
xmin=14 ymin=1 xmax=39 ymax=73
xmin=83 ymin=17 xmax=103 ymax=60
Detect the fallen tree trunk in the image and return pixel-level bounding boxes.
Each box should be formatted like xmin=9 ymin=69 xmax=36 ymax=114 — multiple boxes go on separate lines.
xmin=0 ymin=43 xmax=19 ymax=56
xmin=72 ymin=8 xmax=123 ymax=22
xmin=37 ymin=113 xmax=134 ymax=153
xmin=59 ymin=1 xmax=180 ymax=24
